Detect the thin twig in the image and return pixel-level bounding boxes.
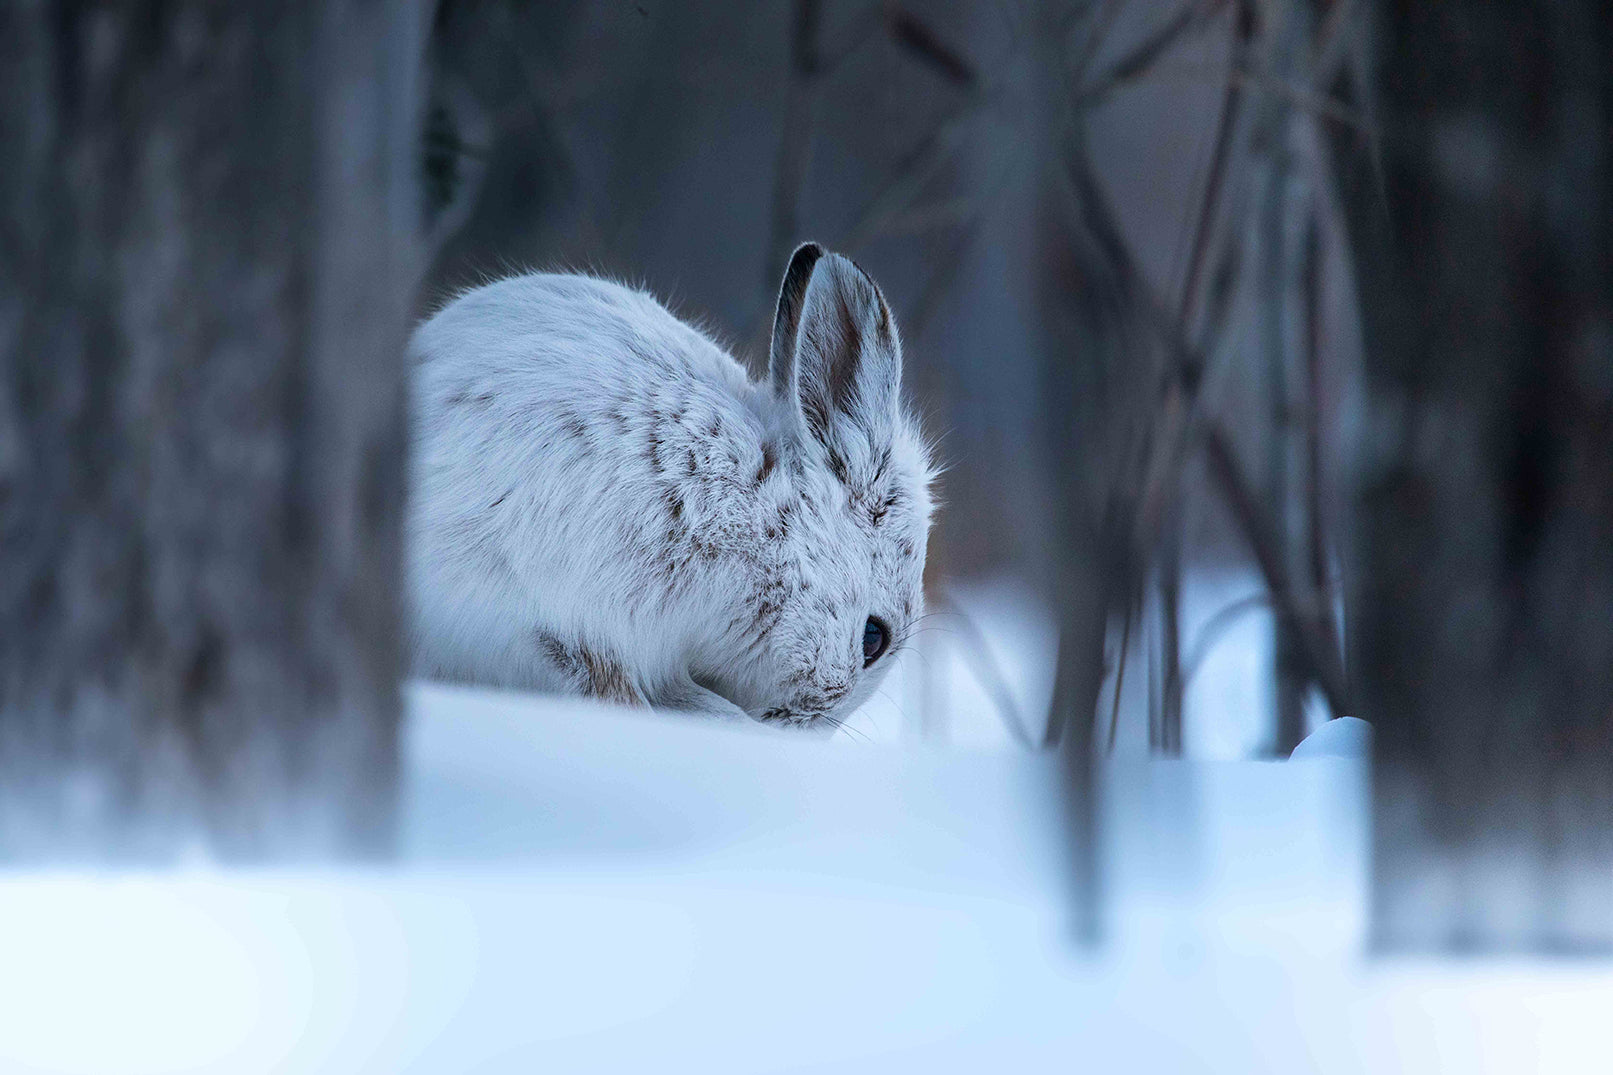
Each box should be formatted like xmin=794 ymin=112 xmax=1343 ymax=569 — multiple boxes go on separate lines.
xmin=838 ymin=101 xmax=979 ymax=255
xmin=1181 ymin=592 xmax=1271 ymax=688
xmin=1111 ymin=3 xmax=1253 ymax=758
xmin=1312 ymin=0 xmax=1358 ymax=87
xmin=1159 ymin=525 xmax=1183 ymax=754
xmin=1177 ymin=0 xmax=1250 ymax=333
xmin=901 ymin=132 xmax=1021 ymax=341
xmin=1226 ymin=64 xmax=1374 ymax=136
xmin=885 ymin=4 xmax=977 ymax=86
xmin=1053 ymin=149 xmax=1356 ymax=736
xmin=1125 ymin=1 xmax=1255 ymax=588
xmin=930 ymin=593 xmax=1039 ymax=749
xmin=764 ymin=0 xmax=826 ymax=291
xmin=744 ymin=83 xmax=985 ymax=359
xmin=866 ymin=196 xmax=976 ymax=237
xmin=1051 ymin=1 xmax=1280 ymax=758
xmin=1075 ymin=0 xmax=1225 ymax=112
xmin=815 ymin=2 xmax=883 ymax=71
xmin=1054 ymin=136 xmax=1212 ymax=755
xmin=1302 ymin=214 xmax=1332 ymax=718
xmin=1203 ymin=422 xmax=1349 ymax=719
xmin=1147 ymin=595 xmax=1160 ymax=750
xmin=902 ymin=215 xmax=982 ymax=342
xmin=745 ymin=1 xmax=1023 ymax=359
xmin=1071 ymin=0 xmax=1131 ymax=90
xmin=1106 ymin=601 xmax=1134 ymax=754
xmin=497 ymin=2 xmax=553 ymax=130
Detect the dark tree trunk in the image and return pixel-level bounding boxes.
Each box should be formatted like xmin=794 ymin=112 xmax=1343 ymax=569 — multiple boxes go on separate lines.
xmin=1344 ymin=2 xmax=1613 ymax=949
xmin=0 ymin=2 xmax=424 ymax=859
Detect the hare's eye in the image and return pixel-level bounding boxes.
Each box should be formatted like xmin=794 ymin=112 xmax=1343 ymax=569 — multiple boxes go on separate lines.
xmin=862 ymin=617 xmax=889 ymax=666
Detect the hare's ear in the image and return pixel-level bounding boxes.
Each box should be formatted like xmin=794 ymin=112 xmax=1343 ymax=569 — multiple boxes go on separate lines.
xmin=768 ymin=243 xmax=900 ymax=457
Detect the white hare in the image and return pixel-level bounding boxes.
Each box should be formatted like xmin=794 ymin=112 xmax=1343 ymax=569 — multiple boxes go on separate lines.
xmin=406 ymin=243 xmax=935 ymax=731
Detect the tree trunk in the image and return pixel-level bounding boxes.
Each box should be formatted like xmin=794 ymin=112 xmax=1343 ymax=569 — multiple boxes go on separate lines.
xmin=1344 ymin=2 xmax=1613 ymax=949
xmin=0 ymin=2 xmax=425 ymax=859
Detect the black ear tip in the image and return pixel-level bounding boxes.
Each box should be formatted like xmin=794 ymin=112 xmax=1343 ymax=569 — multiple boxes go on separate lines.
xmin=784 ymin=242 xmax=826 ymax=284
xmin=771 ymin=243 xmax=830 ymax=391
xmin=776 ymin=243 xmax=827 ymax=321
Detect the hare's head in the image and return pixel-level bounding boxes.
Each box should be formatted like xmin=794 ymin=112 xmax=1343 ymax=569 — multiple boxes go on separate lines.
xmin=696 ymin=244 xmax=935 ymax=732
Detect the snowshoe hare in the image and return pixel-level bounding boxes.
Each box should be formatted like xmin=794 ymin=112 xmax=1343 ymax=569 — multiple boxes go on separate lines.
xmin=407 ymin=243 xmax=935 ymax=731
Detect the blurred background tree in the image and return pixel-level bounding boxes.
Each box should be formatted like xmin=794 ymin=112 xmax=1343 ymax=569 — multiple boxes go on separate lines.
xmin=1344 ymin=1 xmax=1613 ymax=951
xmin=0 ymin=2 xmax=426 ymax=857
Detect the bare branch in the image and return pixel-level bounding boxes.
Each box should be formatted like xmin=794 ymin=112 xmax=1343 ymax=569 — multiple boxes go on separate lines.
xmin=1182 ymin=592 xmax=1272 ymax=688
xmin=930 ymin=593 xmax=1039 ymax=750
xmin=885 ymin=5 xmax=977 ymax=86
xmin=1227 ymin=63 xmax=1375 ymax=136
xmin=1106 ymin=602 xmax=1135 ymax=754
xmin=1175 ymin=0 xmax=1252 ymax=333
xmin=1159 ymin=521 xmax=1185 ymax=754
xmin=1302 ymin=214 xmax=1331 ymax=684
xmin=1075 ymin=0 xmax=1226 ymax=112
xmin=838 ymin=103 xmax=976 ymax=254
xmin=1129 ymin=0 xmax=1251 ymax=603
xmin=765 ymin=0 xmax=826 ymax=291
xmin=1071 ymin=0 xmax=1131 ymax=90
xmin=1055 ymin=0 xmax=1357 ymax=742
xmin=1203 ymin=423 xmax=1350 ymax=721
xmin=902 ymin=215 xmax=982 ymax=342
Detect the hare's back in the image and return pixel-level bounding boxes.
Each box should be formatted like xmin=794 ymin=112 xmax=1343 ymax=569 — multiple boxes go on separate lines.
xmin=407 ymin=271 xmax=762 ymax=614
xmin=412 ymin=273 xmax=742 ymax=403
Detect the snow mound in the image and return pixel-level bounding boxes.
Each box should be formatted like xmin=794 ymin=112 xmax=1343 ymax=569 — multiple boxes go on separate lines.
xmin=1290 ymin=716 xmax=1372 ymax=760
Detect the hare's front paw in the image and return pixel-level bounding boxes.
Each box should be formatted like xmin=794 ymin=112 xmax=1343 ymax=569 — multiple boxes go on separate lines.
xmin=652 ymin=674 xmax=753 ymax=725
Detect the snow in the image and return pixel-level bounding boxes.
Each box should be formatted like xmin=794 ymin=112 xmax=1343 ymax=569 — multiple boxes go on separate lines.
xmin=1290 ymin=715 xmax=1373 ymax=759
xmin=0 ymin=682 xmax=1605 ymax=1073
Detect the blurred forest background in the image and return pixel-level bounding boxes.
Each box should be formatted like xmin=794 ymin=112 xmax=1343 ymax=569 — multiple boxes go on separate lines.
xmin=4 ymin=0 xmax=1611 ymax=947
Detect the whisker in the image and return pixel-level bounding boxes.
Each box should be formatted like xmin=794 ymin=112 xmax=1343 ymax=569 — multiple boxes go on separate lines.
xmin=871 ymin=686 xmax=911 ymax=729
xmin=889 ymin=644 xmax=941 ymax=672
xmin=909 ymin=610 xmax=969 ymax=627
xmin=822 ymin=714 xmax=872 ymax=744
xmin=838 ymin=716 xmax=877 ymax=742
xmin=902 ymin=627 xmax=963 ymax=640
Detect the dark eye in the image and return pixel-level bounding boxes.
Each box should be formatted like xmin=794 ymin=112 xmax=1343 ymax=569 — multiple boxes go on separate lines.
xmin=862 ymin=617 xmax=889 ymax=666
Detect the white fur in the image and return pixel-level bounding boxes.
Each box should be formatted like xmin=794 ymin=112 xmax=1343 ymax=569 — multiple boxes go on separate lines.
xmin=406 ymin=245 xmax=934 ymax=731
